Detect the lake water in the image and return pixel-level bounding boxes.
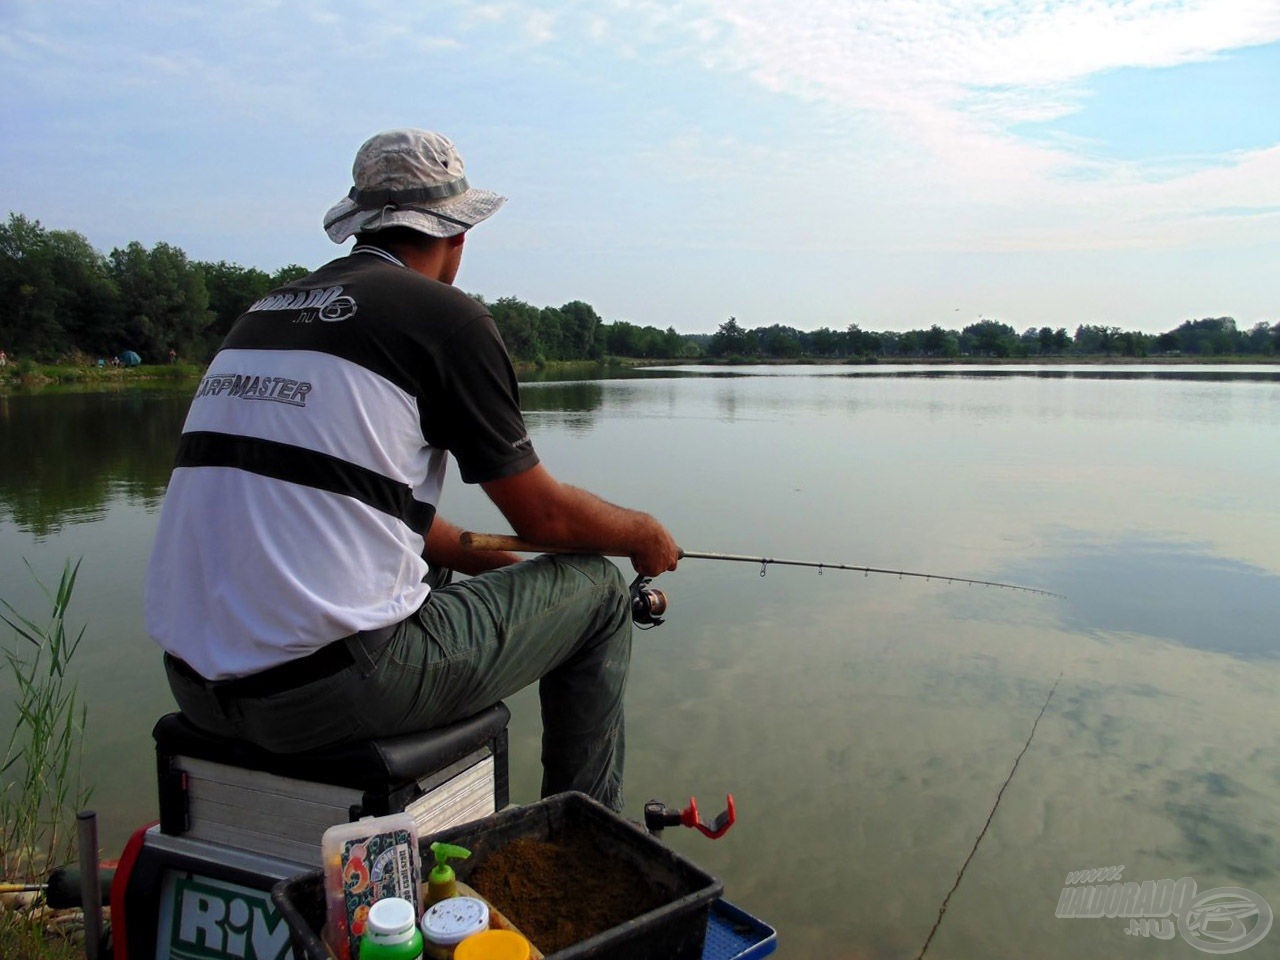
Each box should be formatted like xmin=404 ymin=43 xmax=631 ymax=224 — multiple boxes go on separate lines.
xmin=2 ymin=364 xmax=1278 ymax=958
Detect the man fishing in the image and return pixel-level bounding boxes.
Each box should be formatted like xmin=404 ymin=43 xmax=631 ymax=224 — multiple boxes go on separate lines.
xmin=145 ymin=128 xmax=680 ymax=812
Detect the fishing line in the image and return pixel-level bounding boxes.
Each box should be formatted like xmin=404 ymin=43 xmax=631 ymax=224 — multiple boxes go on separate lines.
xmin=914 ymin=673 xmax=1062 ymax=960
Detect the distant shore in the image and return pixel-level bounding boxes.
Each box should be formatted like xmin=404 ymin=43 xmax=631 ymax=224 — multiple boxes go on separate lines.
xmin=629 ymin=354 xmax=1280 ymax=367
xmin=2 ymin=354 xmax=1278 ymax=393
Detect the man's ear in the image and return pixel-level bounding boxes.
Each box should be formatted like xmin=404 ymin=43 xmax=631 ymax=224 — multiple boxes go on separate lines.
xmin=447 ymin=233 xmax=466 ymax=249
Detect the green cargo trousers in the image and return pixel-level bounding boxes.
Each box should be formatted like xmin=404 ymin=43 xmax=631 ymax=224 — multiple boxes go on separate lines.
xmin=164 ymin=554 xmax=634 ymax=811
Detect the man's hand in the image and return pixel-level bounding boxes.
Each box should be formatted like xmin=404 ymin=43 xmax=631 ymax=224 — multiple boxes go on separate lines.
xmin=626 ymin=514 xmax=681 ymax=577
xmin=482 ymin=464 xmax=680 ymax=577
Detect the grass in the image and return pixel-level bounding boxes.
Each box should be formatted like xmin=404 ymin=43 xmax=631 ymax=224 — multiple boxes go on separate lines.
xmin=0 ymin=561 xmax=93 ymax=959
xmin=0 ymin=360 xmax=203 ymax=390
xmin=0 ymin=911 xmax=83 ymax=959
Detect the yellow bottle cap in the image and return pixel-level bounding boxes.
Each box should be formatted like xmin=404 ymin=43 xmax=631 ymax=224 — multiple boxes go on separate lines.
xmin=454 ymin=929 xmax=532 ymax=960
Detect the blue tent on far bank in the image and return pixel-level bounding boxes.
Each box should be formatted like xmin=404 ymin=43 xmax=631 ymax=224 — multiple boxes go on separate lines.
xmin=120 ymin=350 xmax=141 ymax=367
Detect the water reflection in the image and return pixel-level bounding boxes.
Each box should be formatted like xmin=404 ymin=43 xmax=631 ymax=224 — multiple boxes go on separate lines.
xmin=0 ymin=390 xmax=189 ymax=538
xmin=854 ymin=367 xmax=1280 ymax=383
xmin=1021 ymin=536 xmax=1280 ymax=658
xmin=1161 ymin=769 xmax=1276 ymax=883
xmin=2 ymin=367 xmax=1279 ymax=958
xmin=657 ymin=362 xmax=1280 ymax=384
xmin=518 ymin=380 xmax=604 ymax=412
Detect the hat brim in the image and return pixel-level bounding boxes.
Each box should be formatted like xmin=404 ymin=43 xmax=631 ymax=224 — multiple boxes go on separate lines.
xmin=323 ymin=188 xmax=506 ymax=242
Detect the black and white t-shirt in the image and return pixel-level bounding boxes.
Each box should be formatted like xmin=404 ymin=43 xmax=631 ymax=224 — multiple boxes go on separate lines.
xmin=146 ymin=246 xmax=537 ymax=679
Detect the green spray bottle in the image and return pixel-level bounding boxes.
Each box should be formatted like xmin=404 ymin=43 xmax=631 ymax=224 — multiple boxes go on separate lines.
xmin=426 ymin=842 xmax=471 ymax=906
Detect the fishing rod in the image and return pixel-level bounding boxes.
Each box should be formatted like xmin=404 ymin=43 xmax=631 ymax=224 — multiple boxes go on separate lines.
xmin=458 ymin=529 xmax=1059 ymax=619
xmin=680 ymin=549 xmax=1059 ymax=597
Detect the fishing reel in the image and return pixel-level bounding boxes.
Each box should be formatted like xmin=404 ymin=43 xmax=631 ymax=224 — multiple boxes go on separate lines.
xmin=629 ymin=575 xmax=668 ymax=628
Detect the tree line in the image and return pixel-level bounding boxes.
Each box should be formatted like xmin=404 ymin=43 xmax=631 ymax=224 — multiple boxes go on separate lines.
xmin=484 ymin=296 xmax=697 ymax=364
xmin=705 ymin=315 xmax=1280 ymax=360
xmin=0 ymin=213 xmax=697 ymax=366
xmin=0 ymin=214 xmax=310 ymax=364
xmin=3 ymin=213 xmax=1276 ymax=366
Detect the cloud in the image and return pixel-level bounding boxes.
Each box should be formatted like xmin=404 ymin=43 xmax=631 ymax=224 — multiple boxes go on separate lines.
xmin=607 ymin=0 xmax=1280 ymax=254
xmin=524 ymin=9 xmax=557 ymax=43
xmin=697 ymin=2 xmax=1280 ymax=147
xmin=698 ymin=1 xmax=1280 ymax=115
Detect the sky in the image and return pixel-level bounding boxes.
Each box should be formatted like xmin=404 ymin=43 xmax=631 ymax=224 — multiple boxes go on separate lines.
xmin=2 ymin=1 xmax=1278 ymax=335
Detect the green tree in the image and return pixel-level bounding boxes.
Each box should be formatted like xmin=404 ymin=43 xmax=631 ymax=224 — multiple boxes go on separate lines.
xmin=919 ymin=325 xmax=960 ymax=358
xmin=845 ymin=323 xmax=883 ymax=358
xmin=661 ymin=326 xmax=689 ymax=358
xmin=1073 ymin=324 xmax=1120 ymax=356
xmin=490 ymin=296 xmax=542 ymax=361
xmin=1168 ymin=317 xmax=1240 ymax=356
xmin=758 ymin=324 xmax=803 ymax=358
xmin=0 ymin=214 xmax=63 ymax=359
xmin=0 ymin=214 xmax=119 ymax=361
xmin=536 ymin=306 xmax=565 ymax=360
xmin=193 ymin=262 xmax=311 ymax=358
xmin=108 ymin=241 xmax=212 ymax=361
xmin=558 ymin=300 xmax=602 ymax=360
xmin=883 ymin=331 xmax=909 ymax=357
xmin=273 ymin=264 xmax=310 ymax=286
xmin=200 ymin=260 xmax=275 ymax=345
xmin=961 ymin=319 xmax=1018 ymax=357
xmin=708 ymin=317 xmax=748 ymax=357
xmin=601 ymin=320 xmax=680 ymax=358
xmin=1114 ymin=330 xmax=1149 ymax=357
xmin=807 ymin=327 xmax=842 ymax=357
xmin=602 ymin=320 xmax=643 ymax=357
xmin=1244 ymin=321 xmax=1277 ymax=356
xmin=634 ymin=326 xmax=664 ymax=358
xmin=45 ymin=229 xmax=120 ymax=359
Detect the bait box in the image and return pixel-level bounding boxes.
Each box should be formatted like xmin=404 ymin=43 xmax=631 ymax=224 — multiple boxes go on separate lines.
xmin=273 ymin=792 xmax=724 ymax=960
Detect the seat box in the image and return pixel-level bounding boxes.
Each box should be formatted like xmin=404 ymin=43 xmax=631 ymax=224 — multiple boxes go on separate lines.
xmin=153 ymin=704 xmax=509 ymax=866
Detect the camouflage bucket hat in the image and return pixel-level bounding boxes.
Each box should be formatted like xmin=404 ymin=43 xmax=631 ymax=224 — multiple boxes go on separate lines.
xmin=323 ymin=129 xmax=506 ymax=242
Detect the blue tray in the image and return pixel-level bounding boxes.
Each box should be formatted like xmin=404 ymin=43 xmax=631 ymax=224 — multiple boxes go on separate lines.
xmin=703 ymin=898 xmax=777 ymax=960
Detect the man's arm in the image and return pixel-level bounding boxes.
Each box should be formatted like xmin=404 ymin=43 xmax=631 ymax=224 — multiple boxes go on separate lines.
xmin=481 ymin=463 xmax=680 ymax=577
xmin=424 ymin=515 xmax=522 ymax=576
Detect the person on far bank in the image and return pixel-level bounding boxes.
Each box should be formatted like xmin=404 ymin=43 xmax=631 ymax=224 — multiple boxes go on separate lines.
xmin=145 ymin=128 xmax=680 ymax=811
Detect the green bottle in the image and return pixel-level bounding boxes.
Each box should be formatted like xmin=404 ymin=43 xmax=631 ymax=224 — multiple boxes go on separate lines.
xmin=426 ymin=842 xmax=471 ymax=906
xmin=359 ymin=897 xmax=423 ymax=960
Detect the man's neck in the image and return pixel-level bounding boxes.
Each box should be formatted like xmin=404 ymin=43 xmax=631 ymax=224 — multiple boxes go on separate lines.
xmin=359 ymin=237 xmax=458 ymax=284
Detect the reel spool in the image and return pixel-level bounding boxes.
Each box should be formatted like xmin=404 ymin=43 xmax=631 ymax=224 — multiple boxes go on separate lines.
xmin=629 ymin=575 xmax=668 ymax=628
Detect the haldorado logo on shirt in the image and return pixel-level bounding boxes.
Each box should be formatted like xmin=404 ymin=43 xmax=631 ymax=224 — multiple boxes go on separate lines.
xmin=246 ymin=285 xmax=346 ymax=313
